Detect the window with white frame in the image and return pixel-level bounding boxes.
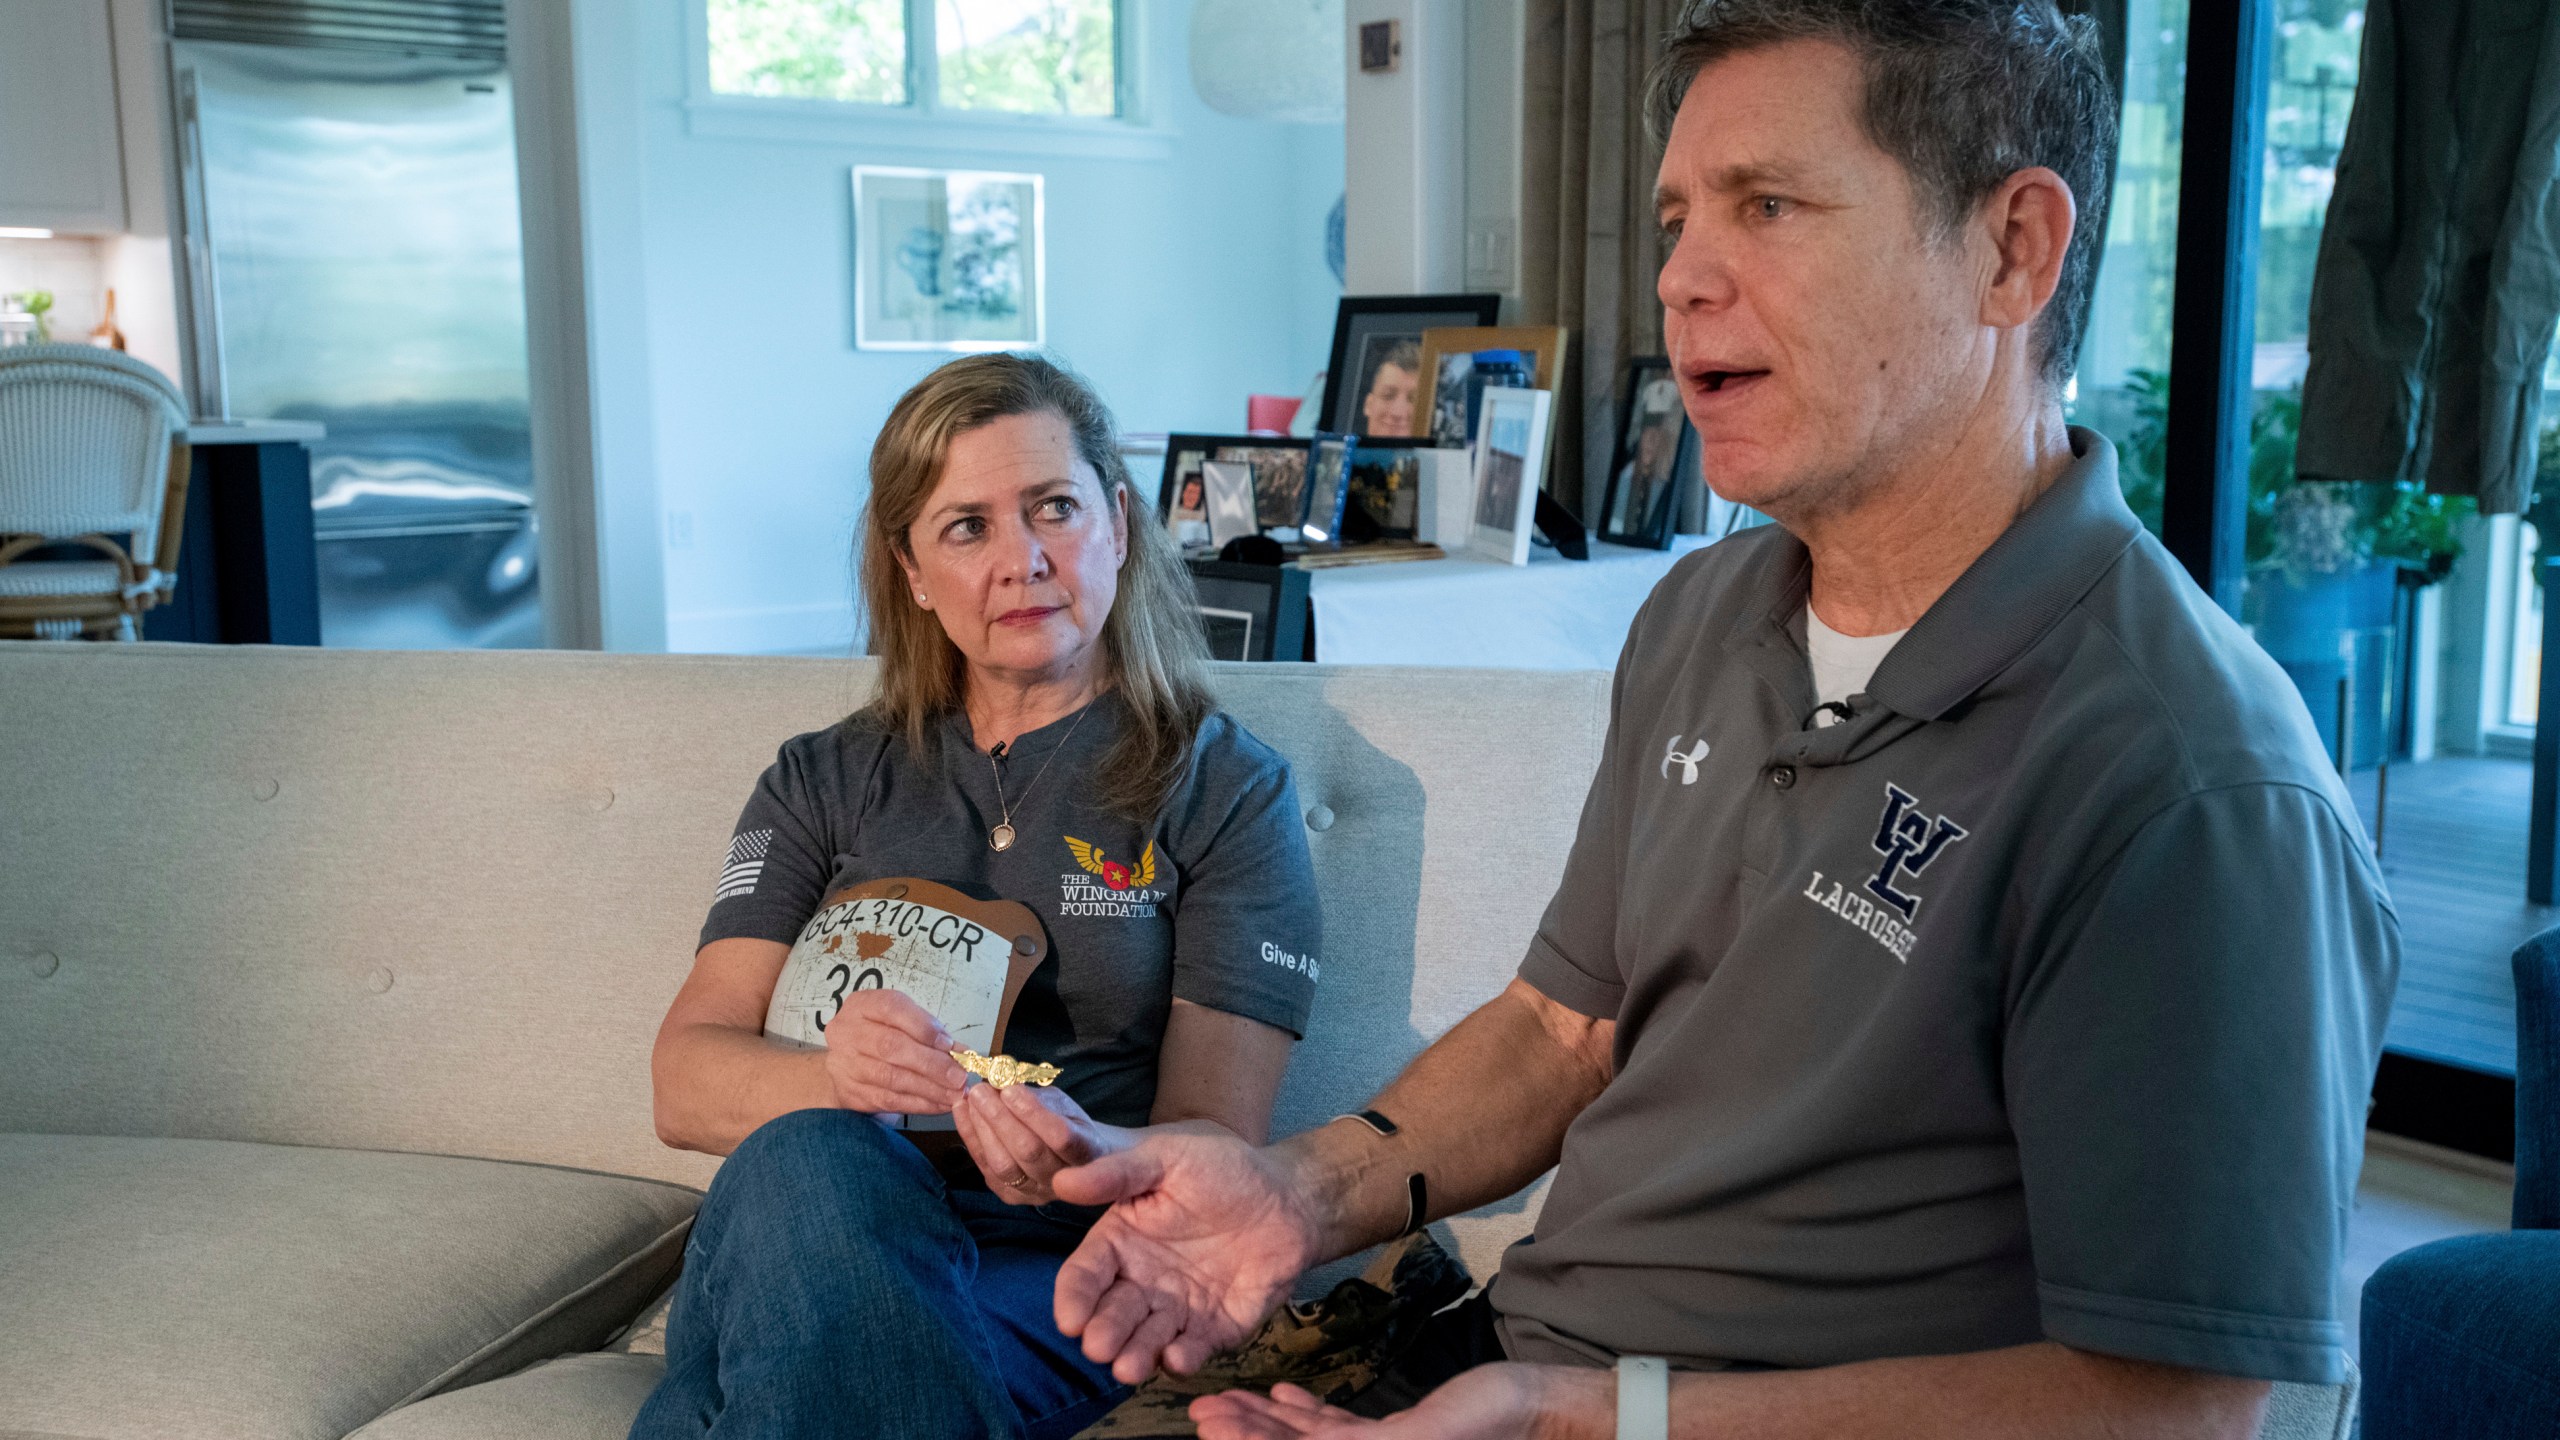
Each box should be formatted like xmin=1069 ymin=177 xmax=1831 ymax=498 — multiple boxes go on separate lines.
xmin=2508 ymin=521 xmax=2543 ymax=729
xmin=707 ymin=0 xmax=1121 ymax=118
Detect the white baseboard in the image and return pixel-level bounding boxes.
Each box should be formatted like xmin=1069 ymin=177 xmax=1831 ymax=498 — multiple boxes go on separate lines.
xmin=664 ymin=602 xmax=862 ymax=656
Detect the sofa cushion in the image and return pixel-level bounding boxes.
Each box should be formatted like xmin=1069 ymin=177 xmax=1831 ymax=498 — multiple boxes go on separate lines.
xmin=349 ymin=1354 xmax=666 ymax=1440
xmin=355 ymin=1342 xmax=2352 ymax=1440
xmin=0 ymin=1134 xmax=697 ymax=1440
xmin=604 ymin=1285 xmax=674 ymax=1356
xmin=0 ymin=647 xmax=1608 ymax=1295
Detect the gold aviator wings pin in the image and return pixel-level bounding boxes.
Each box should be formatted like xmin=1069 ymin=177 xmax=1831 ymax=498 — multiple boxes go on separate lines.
xmin=950 ymin=1048 xmax=1061 ymax=1089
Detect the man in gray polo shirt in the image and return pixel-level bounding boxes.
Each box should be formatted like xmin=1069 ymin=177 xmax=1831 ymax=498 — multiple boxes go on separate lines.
xmin=1048 ymin=4 xmax=2399 ymax=1436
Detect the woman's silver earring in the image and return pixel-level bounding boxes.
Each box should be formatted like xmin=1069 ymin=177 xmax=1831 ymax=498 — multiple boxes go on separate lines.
xmin=915 ymin=592 xmax=930 ymax=608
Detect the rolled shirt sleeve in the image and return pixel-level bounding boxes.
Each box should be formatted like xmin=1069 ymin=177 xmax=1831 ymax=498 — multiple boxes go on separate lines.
xmin=2005 ymin=782 xmax=2399 ymax=1383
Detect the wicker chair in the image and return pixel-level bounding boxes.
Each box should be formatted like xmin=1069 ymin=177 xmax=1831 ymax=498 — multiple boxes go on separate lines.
xmin=0 ymin=344 xmax=192 ymax=641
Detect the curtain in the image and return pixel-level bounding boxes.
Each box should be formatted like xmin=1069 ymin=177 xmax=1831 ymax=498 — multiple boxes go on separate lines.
xmin=1521 ymin=0 xmax=1686 ymax=526
xmin=2298 ymin=0 xmax=2560 ymax=515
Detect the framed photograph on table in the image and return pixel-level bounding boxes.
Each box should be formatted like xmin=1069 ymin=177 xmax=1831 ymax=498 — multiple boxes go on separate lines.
xmin=1469 ymin=388 xmax=1553 ymax=566
xmin=1157 ymin=435 xmax=1313 ymax=542
xmin=1342 ymin=437 xmax=1427 ymax=542
xmin=852 ymin=167 xmax=1043 ymax=350
xmin=1246 ymin=447 xmax=1310 ymax=532
xmin=1165 ymin=466 xmax=1210 ymax=547
xmin=1185 ymin=560 xmax=1311 ymax=662
xmin=1412 ymin=326 xmax=1570 ymax=448
xmin=1600 ymin=358 xmax=1697 ymax=550
xmin=1319 ymin=294 xmax=1501 ymax=437
xmin=1301 ymin=435 xmax=1356 ymax=545
xmin=1201 ymin=461 xmax=1260 ymax=548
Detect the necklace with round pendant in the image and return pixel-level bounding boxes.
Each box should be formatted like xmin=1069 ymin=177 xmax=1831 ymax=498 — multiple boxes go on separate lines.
xmin=985 ymin=703 xmax=1090 ymax=853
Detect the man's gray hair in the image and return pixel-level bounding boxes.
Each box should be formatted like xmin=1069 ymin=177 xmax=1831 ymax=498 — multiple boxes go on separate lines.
xmin=1646 ymin=0 xmax=2117 ymax=389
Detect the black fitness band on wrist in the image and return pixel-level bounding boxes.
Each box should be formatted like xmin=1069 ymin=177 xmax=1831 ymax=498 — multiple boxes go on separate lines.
xmin=1335 ymin=1110 xmax=1427 ymax=1236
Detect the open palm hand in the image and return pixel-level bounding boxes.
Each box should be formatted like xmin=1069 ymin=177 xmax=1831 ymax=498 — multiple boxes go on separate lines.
xmin=1051 ymin=1129 xmax=1322 ymax=1383
xmin=1189 ymin=1366 xmax=1556 ymax=1440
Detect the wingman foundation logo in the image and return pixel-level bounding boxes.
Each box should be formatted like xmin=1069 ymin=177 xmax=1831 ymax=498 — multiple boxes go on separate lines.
xmin=1799 ymin=784 xmax=1969 ymax=963
xmin=1059 ymin=837 xmax=1166 ymax=918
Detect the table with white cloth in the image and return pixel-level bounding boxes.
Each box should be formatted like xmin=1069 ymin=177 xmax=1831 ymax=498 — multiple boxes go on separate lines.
xmin=1306 ymin=536 xmax=1716 ymax=669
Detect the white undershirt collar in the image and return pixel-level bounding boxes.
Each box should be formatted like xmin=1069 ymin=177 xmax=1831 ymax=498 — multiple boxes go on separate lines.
xmin=1805 ymin=605 xmax=1908 ymax=724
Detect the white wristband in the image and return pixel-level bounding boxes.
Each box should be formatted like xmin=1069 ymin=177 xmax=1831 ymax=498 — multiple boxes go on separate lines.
xmin=1616 ymin=1354 xmax=1669 ymax=1440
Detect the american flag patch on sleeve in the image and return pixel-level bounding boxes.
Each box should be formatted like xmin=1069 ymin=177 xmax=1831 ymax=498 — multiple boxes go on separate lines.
xmin=714 ymin=829 xmax=774 ymax=901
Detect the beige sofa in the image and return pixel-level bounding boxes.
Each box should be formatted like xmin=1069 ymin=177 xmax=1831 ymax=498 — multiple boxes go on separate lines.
xmin=0 ymin=644 xmax=2353 ymax=1439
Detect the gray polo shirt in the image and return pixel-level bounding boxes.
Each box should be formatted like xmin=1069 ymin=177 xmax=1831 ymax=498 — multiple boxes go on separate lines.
xmin=1496 ymin=430 xmax=2398 ymax=1386
xmin=700 ymin=695 xmax=1322 ymax=1129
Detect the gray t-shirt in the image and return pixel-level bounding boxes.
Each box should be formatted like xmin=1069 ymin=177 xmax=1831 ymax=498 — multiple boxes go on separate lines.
xmin=701 ymin=694 xmax=1321 ymax=1129
xmin=1498 ymin=430 xmax=2398 ymax=1386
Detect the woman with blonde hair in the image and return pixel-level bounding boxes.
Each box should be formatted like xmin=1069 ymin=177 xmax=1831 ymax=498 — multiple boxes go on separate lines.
xmin=632 ymin=354 xmax=1321 ymax=1440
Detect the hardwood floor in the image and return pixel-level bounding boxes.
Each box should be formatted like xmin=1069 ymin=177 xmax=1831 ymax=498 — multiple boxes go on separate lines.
xmin=2339 ymin=1134 xmax=2515 ymax=1360
xmin=2347 ymin=756 xmax=2552 ymax=1075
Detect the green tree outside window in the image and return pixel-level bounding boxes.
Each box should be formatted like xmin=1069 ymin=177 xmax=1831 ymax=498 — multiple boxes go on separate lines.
xmin=938 ymin=0 xmax=1116 ymax=117
xmin=705 ymin=0 xmax=1118 ymax=118
xmin=710 ymin=0 xmax=909 ymax=103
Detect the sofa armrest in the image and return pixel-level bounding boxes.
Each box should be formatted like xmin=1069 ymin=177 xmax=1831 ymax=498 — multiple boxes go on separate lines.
xmin=2518 ymin=928 xmax=2560 ymax=1229
xmin=2359 ymin=1231 xmax=2560 ymax=1440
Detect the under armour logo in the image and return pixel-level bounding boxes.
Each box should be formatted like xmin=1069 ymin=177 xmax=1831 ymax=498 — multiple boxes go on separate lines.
xmin=1660 ymin=735 xmax=1710 ymax=785
xmin=1864 ymin=783 xmax=1967 ymax=921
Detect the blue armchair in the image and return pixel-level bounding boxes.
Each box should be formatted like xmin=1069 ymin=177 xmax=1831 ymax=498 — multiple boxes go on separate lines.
xmin=2359 ymin=929 xmax=2560 ymax=1438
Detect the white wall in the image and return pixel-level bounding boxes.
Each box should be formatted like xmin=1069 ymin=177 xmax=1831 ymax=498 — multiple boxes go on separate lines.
xmin=1460 ymin=0 xmax=1523 ymax=302
xmin=1337 ymin=0 xmax=1524 ymax=302
xmin=569 ymin=0 xmax=1343 ymax=654
xmin=103 ymin=0 xmax=183 ymax=388
xmin=1342 ymin=0 xmax=1463 ymax=294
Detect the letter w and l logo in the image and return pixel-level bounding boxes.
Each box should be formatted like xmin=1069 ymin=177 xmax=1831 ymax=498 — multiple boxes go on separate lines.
xmin=1865 ymin=783 xmax=1968 ymax=921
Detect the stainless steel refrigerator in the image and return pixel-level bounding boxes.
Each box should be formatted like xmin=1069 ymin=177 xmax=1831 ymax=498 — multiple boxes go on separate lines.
xmin=173 ymin=5 xmax=539 ymax=649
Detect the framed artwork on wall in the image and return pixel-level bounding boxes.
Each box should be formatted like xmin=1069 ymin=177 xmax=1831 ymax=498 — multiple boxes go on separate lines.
xmin=1469 ymin=388 xmax=1553 ymax=566
xmin=1317 ymin=293 xmax=1501 ymax=437
xmin=1413 ymin=326 xmax=1569 ymax=448
xmin=853 ymin=166 xmax=1044 ymax=351
xmin=1600 ymin=357 xmax=1697 ymax=550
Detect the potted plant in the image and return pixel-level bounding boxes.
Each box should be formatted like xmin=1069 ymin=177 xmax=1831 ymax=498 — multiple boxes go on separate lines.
xmin=2105 ymin=373 xmax=2475 ymax=765
xmin=2249 ymin=391 xmax=2478 ymax=765
xmin=0 ymin=290 xmax=49 ymax=347
xmin=2108 ymin=372 xmax=2471 ymax=583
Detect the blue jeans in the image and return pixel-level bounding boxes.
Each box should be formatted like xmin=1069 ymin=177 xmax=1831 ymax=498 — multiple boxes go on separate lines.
xmin=630 ymin=1108 xmax=1130 ymax=1440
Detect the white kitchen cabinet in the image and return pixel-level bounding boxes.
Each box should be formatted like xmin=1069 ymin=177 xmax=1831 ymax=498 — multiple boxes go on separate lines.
xmin=0 ymin=0 xmax=127 ymax=232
